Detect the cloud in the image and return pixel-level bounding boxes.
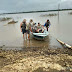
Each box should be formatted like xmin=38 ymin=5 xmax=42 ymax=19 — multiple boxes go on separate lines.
xmin=61 ymin=0 xmax=72 ymax=1
xmin=0 ymin=0 xmax=72 ymax=13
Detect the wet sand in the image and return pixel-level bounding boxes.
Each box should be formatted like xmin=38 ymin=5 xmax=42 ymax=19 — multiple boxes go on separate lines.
xmin=0 ymin=46 xmax=72 ymax=72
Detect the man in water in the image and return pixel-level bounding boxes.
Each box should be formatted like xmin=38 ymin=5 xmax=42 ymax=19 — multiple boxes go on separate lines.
xmin=26 ymin=19 xmax=35 ymax=40
xmin=26 ymin=23 xmax=31 ymax=41
xmin=20 ymin=19 xmax=27 ymax=39
xmin=29 ymin=19 xmax=35 ymax=31
xmin=44 ymin=19 xmax=51 ymax=31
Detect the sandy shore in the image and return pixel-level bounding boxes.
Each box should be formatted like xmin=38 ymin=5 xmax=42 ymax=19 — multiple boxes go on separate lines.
xmin=0 ymin=47 xmax=72 ymax=72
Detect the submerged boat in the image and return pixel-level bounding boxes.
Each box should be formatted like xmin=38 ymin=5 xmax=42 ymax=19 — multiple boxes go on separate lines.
xmin=32 ymin=30 xmax=49 ymax=40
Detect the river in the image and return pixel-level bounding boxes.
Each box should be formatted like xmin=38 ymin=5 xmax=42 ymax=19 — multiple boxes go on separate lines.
xmin=0 ymin=10 xmax=72 ymax=50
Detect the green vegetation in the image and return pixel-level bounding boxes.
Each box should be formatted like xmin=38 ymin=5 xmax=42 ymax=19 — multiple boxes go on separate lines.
xmin=40 ymin=13 xmax=57 ymax=17
xmin=68 ymin=12 xmax=72 ymax=15
xmin=0 ymin=9 xmax=72 ymax=15
xmin=0 ymin=17 xmax=12 ymax=21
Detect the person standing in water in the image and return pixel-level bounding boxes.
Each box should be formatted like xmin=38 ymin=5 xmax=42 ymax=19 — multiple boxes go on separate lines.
xmin=29 ymin=19 xmax=35 ymax=31
xmin=26 ymin=23 xmax=31 ymax=41
xmin=44 ymin=19 xmax=51 ymax=31
xmin=26 ymin=19 xmax=34 ymax=40
xmin=20 ymin=19 xmax=27 ymax=39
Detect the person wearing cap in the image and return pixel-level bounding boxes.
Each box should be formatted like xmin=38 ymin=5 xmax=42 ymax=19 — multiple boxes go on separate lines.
xmin=20 ymin=19 xmax=27 ymax=39
xmin=44 ymin=19 xmax=51 ymax=31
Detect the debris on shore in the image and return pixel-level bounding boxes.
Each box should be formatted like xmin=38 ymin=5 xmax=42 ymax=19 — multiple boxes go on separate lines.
xmin=57 ymin=39 xmax=72 ymax=49
xmin=8 ymin=20 xmax=18 ymax=24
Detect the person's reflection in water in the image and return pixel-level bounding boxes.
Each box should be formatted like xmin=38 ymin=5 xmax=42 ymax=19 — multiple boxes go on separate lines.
xmin=22 ymin=34 xmax=50 ymax=50
xmin=29 ymin=36 xmax=50 ymax=49
xmin=23 ymin=40 xmax=31 ymax=48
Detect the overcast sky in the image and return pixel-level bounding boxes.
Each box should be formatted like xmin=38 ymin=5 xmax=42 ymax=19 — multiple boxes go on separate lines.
xmin=0 ymin=0 xmax=72 ymax=13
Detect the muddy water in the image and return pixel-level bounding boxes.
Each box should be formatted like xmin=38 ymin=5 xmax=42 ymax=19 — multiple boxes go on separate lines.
xmin=0 ymin=10 xmax=72 ymax=50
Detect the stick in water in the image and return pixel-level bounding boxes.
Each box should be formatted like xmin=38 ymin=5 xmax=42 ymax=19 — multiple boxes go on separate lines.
xmin=56 ymin=39 xmax=72 ymax=49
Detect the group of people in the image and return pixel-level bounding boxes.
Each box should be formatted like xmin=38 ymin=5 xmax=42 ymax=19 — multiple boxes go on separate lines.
xmin=20 ymin=19 xmax=50 ymax=40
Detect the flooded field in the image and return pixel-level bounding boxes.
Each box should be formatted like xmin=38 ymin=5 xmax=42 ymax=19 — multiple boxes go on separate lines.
xmin=0 ymin=10 xmax=72 ymax=72
xmin=0 ymin=10 xmax=72 ymax=49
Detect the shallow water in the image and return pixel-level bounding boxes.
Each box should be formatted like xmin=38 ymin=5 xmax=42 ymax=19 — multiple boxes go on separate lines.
xmin=0 ymin=10 xmax=72 ymax=50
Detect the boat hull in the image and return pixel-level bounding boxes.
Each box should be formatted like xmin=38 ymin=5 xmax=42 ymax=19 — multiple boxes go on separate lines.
xmin=32 ymin=30 xmax=49 ymax=40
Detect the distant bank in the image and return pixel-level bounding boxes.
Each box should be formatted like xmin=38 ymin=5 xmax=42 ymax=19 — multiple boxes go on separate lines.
xmin=0 ymin=9 xmax=72 ymax=15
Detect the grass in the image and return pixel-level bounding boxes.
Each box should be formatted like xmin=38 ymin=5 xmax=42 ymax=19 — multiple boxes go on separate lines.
xmin=68 ymin=12 xmax=72 ymax=15
xmin=40 ymin=13 xmax=57 ymax=17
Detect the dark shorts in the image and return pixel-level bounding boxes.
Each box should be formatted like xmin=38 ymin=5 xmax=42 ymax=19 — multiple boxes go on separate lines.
xmin=22 ymin=29 xmax=26 ymax=34
xmin=26 ymin=30 xmax=30 ymax=34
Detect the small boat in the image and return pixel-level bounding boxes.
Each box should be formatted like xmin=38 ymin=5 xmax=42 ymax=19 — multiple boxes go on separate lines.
xmin=32 ymin=30 xmax=49 ymax=40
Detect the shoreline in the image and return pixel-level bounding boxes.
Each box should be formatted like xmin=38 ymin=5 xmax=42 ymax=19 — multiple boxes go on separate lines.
xmin=0 ymin=47 xmax=72 ymax=72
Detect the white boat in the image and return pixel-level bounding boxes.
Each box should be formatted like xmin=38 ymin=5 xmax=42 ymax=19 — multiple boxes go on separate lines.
xmin=32 ymin=30 xmax=49 ymax=40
